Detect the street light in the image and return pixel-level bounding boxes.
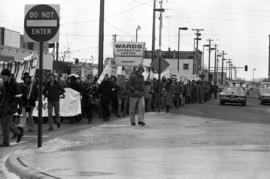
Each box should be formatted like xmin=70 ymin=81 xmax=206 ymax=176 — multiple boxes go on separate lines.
xmin=136 ymin=25 xmax=141 ymax=42
xmin=177 ymin=27 xmax=188 ymax=71
xmin=253 ymin=68 xmax=256 ymax=82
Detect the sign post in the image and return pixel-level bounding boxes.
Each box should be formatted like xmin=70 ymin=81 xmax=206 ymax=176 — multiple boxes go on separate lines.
xmin=151 ymin=54 xmax=169 ymax=112
xmin=24 ymin=4 xmax=60 ymax=147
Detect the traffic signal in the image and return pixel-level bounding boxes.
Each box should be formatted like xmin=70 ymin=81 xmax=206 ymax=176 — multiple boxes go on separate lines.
xmin=48 ymin=43 xmax=55 ymax=48
xmin=245 ymin=65 xmax=248 ymax=71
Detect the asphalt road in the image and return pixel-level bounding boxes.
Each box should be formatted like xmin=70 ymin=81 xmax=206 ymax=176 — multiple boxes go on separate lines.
xmin=5 ymin=95 xmax=270 ymax=179
xmin=174 ymin=96 xmax=270 ymax=124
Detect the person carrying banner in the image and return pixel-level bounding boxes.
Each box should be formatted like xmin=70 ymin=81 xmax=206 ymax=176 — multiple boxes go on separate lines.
xmin=19 ymin=72 xmax=38 ymax=132
xmin=127 ymin=64 xmax=146 ymax=126
xmin=43 ymin=73 xmax=65 ymax=131
xmin=0 ymin=69 xmax=23 ymax=147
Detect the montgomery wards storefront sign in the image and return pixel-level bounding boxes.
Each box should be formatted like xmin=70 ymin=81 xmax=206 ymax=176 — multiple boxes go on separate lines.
xmin=113 ymin=42 xmax=145 ymax=66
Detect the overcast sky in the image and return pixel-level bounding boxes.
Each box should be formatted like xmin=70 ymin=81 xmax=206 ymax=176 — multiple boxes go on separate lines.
xmin=1 ymin=0 xmax=270 ymax=80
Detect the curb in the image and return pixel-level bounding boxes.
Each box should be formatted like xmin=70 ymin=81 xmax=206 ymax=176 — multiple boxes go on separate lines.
xmin=4 ymin=117 xmax=122 ymax=179
xmin=6 ymin=153 xmax=61 ymax=179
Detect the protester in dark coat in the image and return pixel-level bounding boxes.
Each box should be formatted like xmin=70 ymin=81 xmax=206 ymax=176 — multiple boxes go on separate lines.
xmin=69 ymin=76 xmax=81 ymax=92
xmin=20 ymin=72 xmax=38 ymax=132
xmin=43 ymin=73 xmax=65 ymax=131
xmin=81 ymin=80 xmax=95 ymax=124
xmin=165 ymin=79 xmax=174 ymax=113
xmin=111 ymin=76 xmax=119 ymax=117
xmin=127 ymin=65 xmax=146 ymax=126
xmin=0 ymin=69 xmax=22 ymax=146
xmin=98 ymin=75 xmax=113 ymax=121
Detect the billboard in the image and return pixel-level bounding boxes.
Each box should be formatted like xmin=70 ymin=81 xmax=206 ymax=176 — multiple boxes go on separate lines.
xmin=113 ymin=42 xmax=145 ymax=66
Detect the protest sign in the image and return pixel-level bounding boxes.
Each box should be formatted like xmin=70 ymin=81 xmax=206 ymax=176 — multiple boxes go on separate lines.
xmin=0 ymin=54 xmax=38 ymax=83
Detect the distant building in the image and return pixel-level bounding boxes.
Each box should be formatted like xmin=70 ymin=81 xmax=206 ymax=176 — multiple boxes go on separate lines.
xmin=0 ymin=27 xmax=20 ymax=48
xmin=143 ymin=50 xmax=202 ymax=79
xmin=0 ymin=27 xmax=51 ymax=62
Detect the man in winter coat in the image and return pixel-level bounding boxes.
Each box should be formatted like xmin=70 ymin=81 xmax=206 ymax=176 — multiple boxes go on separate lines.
xmin=43 ymin=73 xmax=65 ymax=131
xmin=127 ymin=65 xmax=146 ymax=126
xmin=0 ymin=69 xmax=23 ymax=146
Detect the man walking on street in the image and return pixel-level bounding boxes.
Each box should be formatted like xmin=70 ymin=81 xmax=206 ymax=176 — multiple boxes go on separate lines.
xmin=43 ymin=73 xmax=65 ymax=131
xmin=127 ymin=65 xmax=146 ymax=126
xmin=0 ymin=69 xmax=23 ymax=146
xmin=19 ymin=72 xmax=38 ymax=132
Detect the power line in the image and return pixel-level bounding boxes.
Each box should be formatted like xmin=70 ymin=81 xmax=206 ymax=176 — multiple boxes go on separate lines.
xmin=106 ymin=0 xmax=152 ymax=19
xmin=61 ymin=0 xmax=152 ymax=26
xmin=105 ymin=20 xmax=133 ymax=36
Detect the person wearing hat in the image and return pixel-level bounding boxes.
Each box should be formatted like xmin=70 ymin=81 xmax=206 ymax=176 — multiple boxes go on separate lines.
xmin=19 ymin=72 xmax=38 ymax=132
xmin=127 ymin=64 xmax=146 ymax=126
xmin=43 ymin=73 xmax=65 ymax=131
xmin=0 ymin=69 xmax=23 ymax=147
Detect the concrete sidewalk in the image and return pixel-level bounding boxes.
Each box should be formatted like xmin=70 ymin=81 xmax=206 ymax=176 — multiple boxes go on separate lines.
xmin=6 ymin=112 xmax=270 ymax=179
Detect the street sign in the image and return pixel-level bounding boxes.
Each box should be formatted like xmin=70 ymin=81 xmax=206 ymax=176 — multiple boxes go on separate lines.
xmin=151 ymin=56 xmax=169 ymax=74
xmin=24 ymin=4 xmax=60 ymax=148
xmin=24 ymin=4 xmax=60 ymax=42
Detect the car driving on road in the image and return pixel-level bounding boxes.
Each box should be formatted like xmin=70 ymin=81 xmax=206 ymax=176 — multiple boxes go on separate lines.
xmin=259 ymin=88 xmax=270 ymax=105
xmin=219 ymin=86 xmax=247 ymax=106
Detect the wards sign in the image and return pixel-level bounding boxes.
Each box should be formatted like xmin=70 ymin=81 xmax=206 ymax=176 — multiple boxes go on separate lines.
xmin=114 ymin=42 xmax=144 ymax=57
xmin=113 ymin=42 xmax=145 ymax=66
xmin=24 ymin=4 xmax=60 ymax=42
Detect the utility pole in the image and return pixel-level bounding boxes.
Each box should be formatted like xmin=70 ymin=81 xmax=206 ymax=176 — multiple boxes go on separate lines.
xmin=207 ymin=39 xmax=213 ymax=81
xmin=112 ymin=34 xmax=118 ymax=42
xmin=221 ymin=51 xmax=227 ymax=84
xmin=158 ymin=0 xmax=164 ymax=50
xmin=151 ymin=0 xmax=156 ymax=63
xmin=153 ymin=0 xmax=165 ymax=112
xmin=213 ymin=44 xmax=218 ymax=84
xmin=230 ymin=63 xmax=233 ymax=80
xmin=193 ymin=29 xmax=204 ymax=50
xmin=192 ymin=29 xmax=204 ymax=73
xmin=234 ymin=66 xmax=237 ymax=79
xmin=227 ymin=59 xmax=231 ymax=80
xmin=268 ymin=35 xmax=270 ymax=78
xmin=98 ymin=0 xmax=105 ymax=77
xmin=56 ymin=42 xmax=59 ymax=75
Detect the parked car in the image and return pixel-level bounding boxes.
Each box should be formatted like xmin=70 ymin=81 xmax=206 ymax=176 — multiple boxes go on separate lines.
xmin=259 ymin=88 xmax=270 ymax=105
xmin=219 ymin=86 xmax=247 ymax=106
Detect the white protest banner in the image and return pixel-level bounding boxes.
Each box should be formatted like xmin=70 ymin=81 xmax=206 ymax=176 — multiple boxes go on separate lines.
xmin=113 ymin=42 xmax=145 ymax=66
xmin=33 ymin=88 xmax=81 ymax=117
xmin=0 ymin=54 xmax=38 ymax=83
xmin=97 ymin=63 xmax=110 ymax=84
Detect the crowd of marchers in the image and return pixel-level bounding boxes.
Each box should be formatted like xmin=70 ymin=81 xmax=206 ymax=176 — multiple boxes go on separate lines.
xmin=0 ymin=67 xmax=218 ymax=147
xmin=61 ymin=71 xmax=218 ymax=123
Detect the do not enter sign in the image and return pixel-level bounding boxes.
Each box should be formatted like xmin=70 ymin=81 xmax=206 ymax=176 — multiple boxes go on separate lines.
xmin=24 ymin=4 xmax=60 ymax=42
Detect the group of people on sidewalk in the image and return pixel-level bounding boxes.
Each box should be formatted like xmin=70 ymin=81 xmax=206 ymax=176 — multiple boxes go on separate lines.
xmin=0 ymin=69 xmax=65 ymax=147
xmin=0 ymin=65 xmax=218 ymax=147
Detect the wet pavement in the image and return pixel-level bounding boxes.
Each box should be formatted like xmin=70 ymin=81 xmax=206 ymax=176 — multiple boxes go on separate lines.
xmin=0 ymin=116 xmax=109 ymax=179
xmin=14 ymin=110 xmax=270 ymax=179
